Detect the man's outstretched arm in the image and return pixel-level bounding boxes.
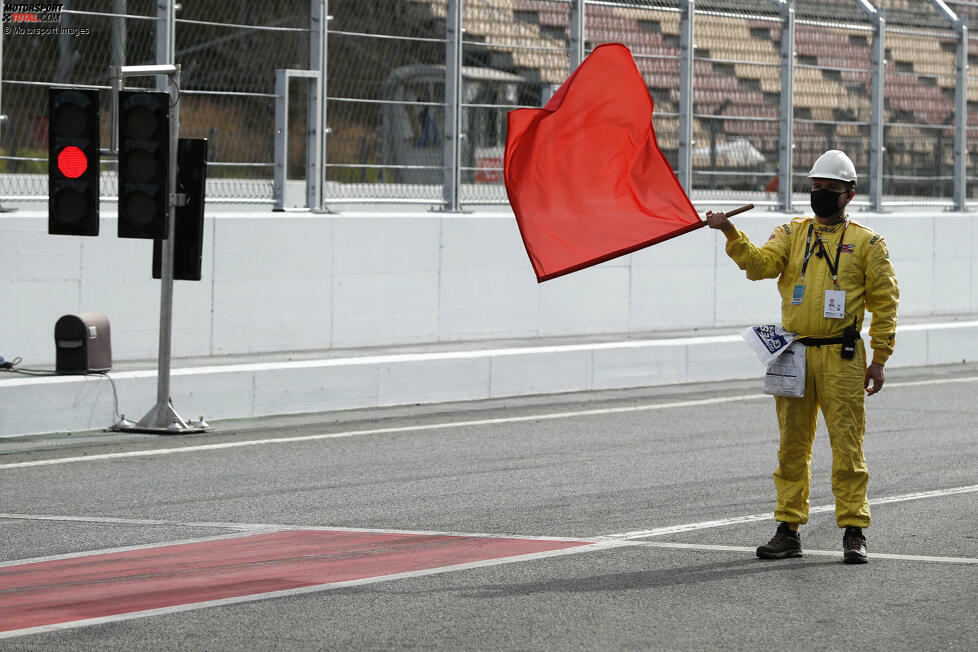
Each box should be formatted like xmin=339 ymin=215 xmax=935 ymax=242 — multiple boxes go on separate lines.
xmin=706 ymin=210 xmax=789 ymax=281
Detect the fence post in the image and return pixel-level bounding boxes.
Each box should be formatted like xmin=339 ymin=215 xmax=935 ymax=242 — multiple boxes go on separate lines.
xmin=443 ymin=0 xmax=464 ymax=211
xmin=954 ymin=25 xmax=968 ymax=210
xmin=775 ymin=0 xmax=794 ymax=212
xmin=0 ymin=1 xmax=5 ymax=203
xmin=931 ymin=0 xmax=969 ymax=210
xmin=309 ymin=0 xmax=328 ymax=211
xmin=864 ymin=6 xmax=885 ymax=211
xmin=155 ymin=0 xmax=175 ymax=91
xmin=678 ymin=0 xmax=694 ymax=192
xmin=570 ymin=0 xmax=585 ymax=70
xmin=112 ymin=0 xmax=127 ymax=71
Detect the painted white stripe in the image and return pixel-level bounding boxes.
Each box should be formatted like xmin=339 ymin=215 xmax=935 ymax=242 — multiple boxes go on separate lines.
xmin=0 ymin=539 xmax=627 ymax=640
xmin=631 ymin=541 xmax=978 ymax=564
xmin=885 ymin=376 xmax=978 ymax=389
xmin=4 ymin=373 xmax=977 ymax=470
xmin=601 ymin=484 xmax=978 ymax=540
xmin=3 ymin=319 xmax=974 ymax=387
xmin=0 ymin=530 xmax=284 ymax=568
xmin=0 ymin=515 xmax=592 ymax=567
xmin=0 ymin=337 xmax=745 ymax=387
xmin=0 ymin=393 xmax=771 ymax=470
xmin=603 ymin=507 xmax=829 ymax=540
xmin=895 ymin=320 xmax=978 ymax=332
xmin=6 ymin=483 xmax=977 ymax=565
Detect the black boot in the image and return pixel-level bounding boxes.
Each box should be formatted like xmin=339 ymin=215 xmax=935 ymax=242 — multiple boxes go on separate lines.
xmin=843 ymin=526 xmax=868 ymax=564
xmin=756 ymin=522 xmax=802 ymax=559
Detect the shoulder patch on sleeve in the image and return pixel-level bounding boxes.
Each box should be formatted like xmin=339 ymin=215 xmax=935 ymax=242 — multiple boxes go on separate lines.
xmin=779 ymin=224 xmax=791 ymax=236
xmin=869 ymin=234 xmax=882 ymax=246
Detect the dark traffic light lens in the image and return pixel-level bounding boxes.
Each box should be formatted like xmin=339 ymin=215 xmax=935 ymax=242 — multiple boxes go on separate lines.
xmin=124 ymin=106 xmax=159 ymax=139
xmin=124 ymin=191 xmax=157 ymax=226
xmin=54 ymin=103 xmax=88 ymax=136
xmin=54 ymin=189 xmax=87 ymax=223
xmin=124 ymin=149 xmax=158 ymax=182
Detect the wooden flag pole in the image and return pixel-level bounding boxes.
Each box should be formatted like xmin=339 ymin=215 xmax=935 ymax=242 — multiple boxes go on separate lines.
xmin=723 ymin=203 xmax=755 ymax=218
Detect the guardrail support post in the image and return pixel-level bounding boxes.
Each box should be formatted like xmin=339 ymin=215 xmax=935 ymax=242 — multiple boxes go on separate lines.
xmin=443 ymin=0 xmax=464 ymax=211
xmin=155 ymin=0 xmax=175 ymax=91
xmin=570 ymin=0 xmax=585 ymax=70
xmin=928 ymin=0 xmax=970 ymax=211
xmin=0 ymin=1 xmax=9 ymax=213
xmin=677 ymin=0 xmax=695 ymax=192
xmin=855 ymin=1 xmax=885 ymax=211
xmin=775 ymin=0 xmax=795 ymax=212
xmin=310 ymin=0 xmax=328 ymax=212
xmin=952 ymin=24 xmax=968 ymax=210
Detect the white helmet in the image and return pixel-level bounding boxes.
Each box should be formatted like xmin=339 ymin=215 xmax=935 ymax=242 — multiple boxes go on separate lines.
xmin=808 ymin=150 xmax=857 ymax=184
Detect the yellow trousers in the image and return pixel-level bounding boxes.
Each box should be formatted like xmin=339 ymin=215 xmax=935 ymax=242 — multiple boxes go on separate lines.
xmin=773 ymin=340 xmax=871 ymax=528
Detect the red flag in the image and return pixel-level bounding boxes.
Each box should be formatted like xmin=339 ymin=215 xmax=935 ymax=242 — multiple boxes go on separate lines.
xmin=504 ymin=43 xmax=704 ymax=282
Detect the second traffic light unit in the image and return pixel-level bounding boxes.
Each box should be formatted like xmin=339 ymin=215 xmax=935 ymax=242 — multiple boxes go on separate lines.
xmin=118 ymin=90 xmax=169 ymax=239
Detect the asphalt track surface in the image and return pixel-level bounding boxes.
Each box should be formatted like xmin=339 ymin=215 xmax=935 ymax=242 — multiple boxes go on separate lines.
xmin=1 ymin=363 xmax=976 ymax=650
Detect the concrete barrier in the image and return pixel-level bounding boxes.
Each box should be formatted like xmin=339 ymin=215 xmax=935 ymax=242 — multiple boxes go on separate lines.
xmin=2 ymin=207 xmax=975 ymax=436
xmin=1 ymin=319 xmax=975 ymax=437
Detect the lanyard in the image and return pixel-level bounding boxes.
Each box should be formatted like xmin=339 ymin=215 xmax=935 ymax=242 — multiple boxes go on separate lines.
xmin=799 ymin=220 xmax=848 ymax=288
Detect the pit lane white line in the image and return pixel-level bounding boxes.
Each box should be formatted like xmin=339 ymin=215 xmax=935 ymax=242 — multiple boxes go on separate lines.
xmin=0 ymin=530 xmax=284 ymax=568
xmin=0 ymin=514 xmax=592 ymax=568
xmin=2 ymin=374 xmax=976 ymax=471
xmin=0 ymin=394 xmax=772 ymax=470
xmin=630 ymin=541 xmax=978 ymax=564
xmin=600 ymin=484 xmax=978 ymax=540
xmin=4 ymin=482 xmax=977 ymax=566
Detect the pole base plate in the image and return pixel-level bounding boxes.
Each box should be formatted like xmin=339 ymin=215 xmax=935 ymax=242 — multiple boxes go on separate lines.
xmin=110 ymin=401 xmax=211 ymax=435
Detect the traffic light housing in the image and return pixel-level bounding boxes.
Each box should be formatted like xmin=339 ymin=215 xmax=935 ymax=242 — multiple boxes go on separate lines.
xmin=48 ymin=88 xmax=100 ymax=236
xmin=154 ymin=138 xmax=208 ymax=281
xmin=118 ymin=90 xmax=169 ymax=239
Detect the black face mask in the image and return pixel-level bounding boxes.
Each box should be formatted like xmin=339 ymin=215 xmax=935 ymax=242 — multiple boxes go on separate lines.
xmin=810 ymin=188 xmax=846 ymax=219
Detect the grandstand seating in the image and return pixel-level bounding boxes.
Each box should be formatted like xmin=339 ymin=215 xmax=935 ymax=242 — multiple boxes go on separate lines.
xmin=407 ymin=0 xmax=975 ymax=179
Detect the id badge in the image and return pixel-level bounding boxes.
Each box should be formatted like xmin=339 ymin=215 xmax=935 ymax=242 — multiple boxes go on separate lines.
xmin=791 ymin=285 xmax=805 ymax=305
xmin=824 ymin=289 xmax=846 ymax=319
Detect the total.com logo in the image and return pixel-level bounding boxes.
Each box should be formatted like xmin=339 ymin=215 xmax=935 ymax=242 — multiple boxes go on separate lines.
xmin=2 ymin=2 xmax=64 ymax=23
xmin=3 ymin=3 xmax=91 ymax=36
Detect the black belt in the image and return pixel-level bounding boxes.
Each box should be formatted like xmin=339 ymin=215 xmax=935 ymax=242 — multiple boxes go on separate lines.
xmin=796 ymin=336 xmax=845 ymax=346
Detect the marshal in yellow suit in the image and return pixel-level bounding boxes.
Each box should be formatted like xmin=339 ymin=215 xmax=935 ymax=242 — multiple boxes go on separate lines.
xmin=724 ymin=215 xmax=899 ymax=528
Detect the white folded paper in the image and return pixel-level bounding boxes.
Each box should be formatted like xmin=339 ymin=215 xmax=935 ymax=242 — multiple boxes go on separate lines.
xmin=741 ymin=324 xmax=797 ymax=366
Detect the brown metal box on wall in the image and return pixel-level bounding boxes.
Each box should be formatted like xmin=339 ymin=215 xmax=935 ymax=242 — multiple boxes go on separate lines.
xmin=55 ymin=313 xmax=112 ymax=374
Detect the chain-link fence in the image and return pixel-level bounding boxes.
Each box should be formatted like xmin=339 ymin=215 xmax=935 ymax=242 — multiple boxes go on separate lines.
xmin=691 ymin=1 xmax=781 ymax=203
xmin=1 ymin=1 xmax=157 ymax=200
xmin=0 ymin=0 xmax=975 ymax=209
xmin=0 ymin=0 xmax=310 ymax=204
xmin=792 ymin=6 xmax=873 ymax=206
xmin=327 ymin=0 xmax=446 ymax=203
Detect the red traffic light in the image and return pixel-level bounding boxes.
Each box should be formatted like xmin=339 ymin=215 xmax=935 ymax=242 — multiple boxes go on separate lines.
xmin=57 ymin=145 xmax=88 ymax=178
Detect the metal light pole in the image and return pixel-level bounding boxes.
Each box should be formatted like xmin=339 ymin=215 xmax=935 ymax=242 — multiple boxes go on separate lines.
xmin=109 ymin=63 xmax=209 ymax=434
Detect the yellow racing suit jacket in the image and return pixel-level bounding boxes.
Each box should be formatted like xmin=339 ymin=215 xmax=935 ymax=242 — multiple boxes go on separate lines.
xmin=724 ymin=217 xmax=899 ymax=365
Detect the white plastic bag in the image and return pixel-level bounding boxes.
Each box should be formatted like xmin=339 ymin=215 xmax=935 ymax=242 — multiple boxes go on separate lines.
xmin=762 ymin=341 xmax=806 ymax=397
